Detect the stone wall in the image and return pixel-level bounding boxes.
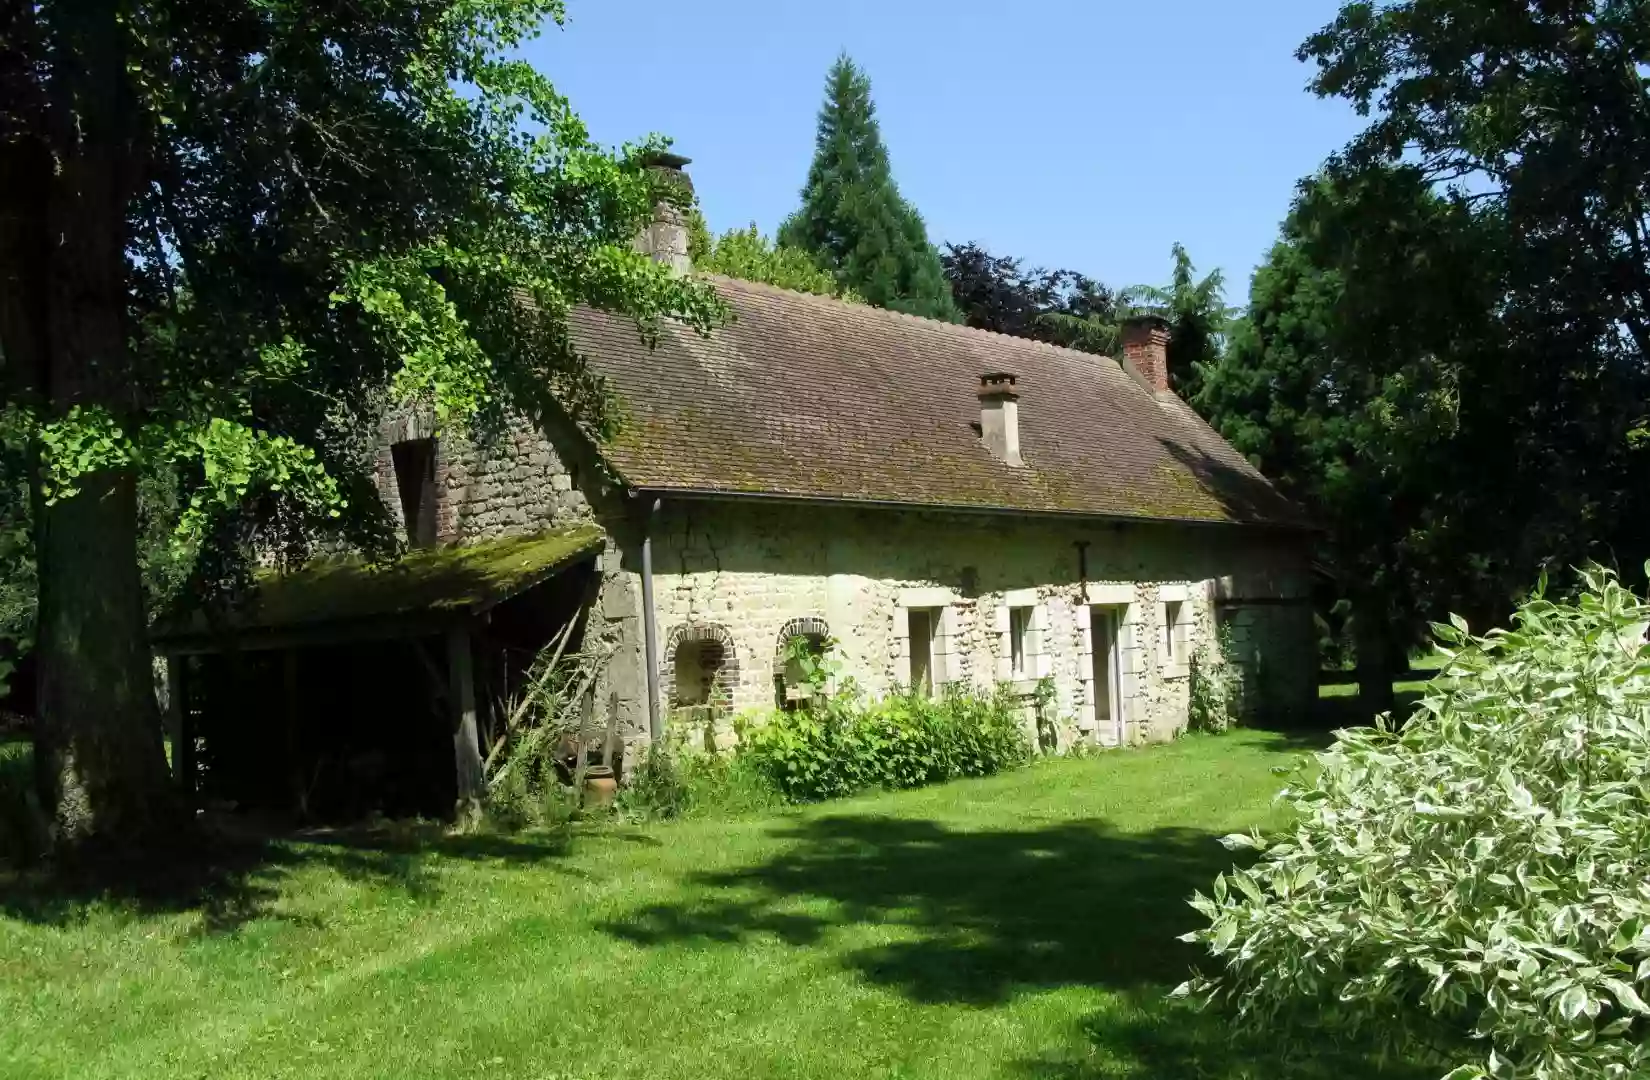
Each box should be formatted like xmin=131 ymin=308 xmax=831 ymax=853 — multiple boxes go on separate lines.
xmin=638 ymin=500 xmax=1313 ymax=750
xmin=367 ymin=413 xmax=1315 ymax=761
xmin=371 ymin=410 xmax=651 ymax=760
xmin=372 ymin=410 xmax=593 ymax=544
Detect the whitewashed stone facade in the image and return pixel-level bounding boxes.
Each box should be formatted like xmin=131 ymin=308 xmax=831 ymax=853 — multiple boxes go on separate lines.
xmin=373 ymin=411 xmax=1314 ymax=758
xmin=641 ymin=499 xmax=1311 ymax=750
xmin=374 ymin=370 xmax=1315 ymax=775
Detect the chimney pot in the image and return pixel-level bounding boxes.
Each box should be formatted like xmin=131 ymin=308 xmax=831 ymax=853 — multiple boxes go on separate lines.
xmin=1120 ymin=315 xmax=1172 ymax=393
xmin=633 ymin=151 xmax=694 ymax=275
xmin=978 ymin=371 xmax=1020 ymax=401
xmin=978 ymin=371 xmax=1023 ymax=467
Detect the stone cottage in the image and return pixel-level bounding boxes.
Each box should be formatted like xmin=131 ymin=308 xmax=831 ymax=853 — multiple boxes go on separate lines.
xmin=157 ymin=156 xmax=1314 ymax=816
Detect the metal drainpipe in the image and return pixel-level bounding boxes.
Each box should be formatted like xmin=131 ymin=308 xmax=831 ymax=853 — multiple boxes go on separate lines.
xmin=640 ymin=496 xmax=663 ymax=741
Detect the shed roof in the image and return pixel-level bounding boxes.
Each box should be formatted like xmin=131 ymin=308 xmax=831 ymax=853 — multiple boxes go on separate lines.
xmin=571 ymin=276 xmax=1306 ymax=529
xmin=154 ymin=524 xmax=604 ymax=652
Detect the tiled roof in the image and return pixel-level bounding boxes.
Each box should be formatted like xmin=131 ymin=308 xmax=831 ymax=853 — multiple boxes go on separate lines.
xmin=572 ymin=277 xmax=1306 ymax=529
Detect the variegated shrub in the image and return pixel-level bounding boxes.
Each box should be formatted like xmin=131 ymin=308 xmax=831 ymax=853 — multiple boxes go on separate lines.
xmin=1178 ymin=568 xmax=1650 ymax=1080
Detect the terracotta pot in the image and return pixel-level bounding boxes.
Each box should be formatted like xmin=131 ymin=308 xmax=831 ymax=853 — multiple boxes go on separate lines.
xmin=582 ymin=765 xmax=618 ymax=809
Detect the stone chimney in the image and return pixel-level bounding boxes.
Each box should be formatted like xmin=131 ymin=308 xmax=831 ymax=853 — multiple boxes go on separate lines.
xmin=1121 ymin=315 xmax=1172 ymax=393
xmin=978 ymin=372 xmax=1023 ymax=467
xmin=633 ymin=150 xmax=694 ymax=275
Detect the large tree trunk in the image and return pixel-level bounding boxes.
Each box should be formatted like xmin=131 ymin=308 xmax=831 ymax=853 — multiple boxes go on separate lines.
xmin=19 ymin=0 xmax=176 ymax=846
xmin=1354 ymin=602 xmax=1397 ymax=721
xmin=34 ymin=469 xmax=175 ymax=843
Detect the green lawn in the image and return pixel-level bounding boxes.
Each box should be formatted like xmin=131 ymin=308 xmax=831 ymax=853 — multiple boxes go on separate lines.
xmin=0 ymin=732 xmax=1411 ymax=1080
xmin=1315 ymin=656 xmax=1441 ymax=730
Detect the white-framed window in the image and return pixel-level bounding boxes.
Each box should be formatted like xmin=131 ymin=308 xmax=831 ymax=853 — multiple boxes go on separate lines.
xmin=897 ymin=589 xmax=959 ymax=694
xmin=1161 ymin=599 xmax=1190 ymax=671
xmin=1091 ymin=604 xmax=1124 ymax=742
xmin=1009 ymin=606 xmax=1032 ymax=678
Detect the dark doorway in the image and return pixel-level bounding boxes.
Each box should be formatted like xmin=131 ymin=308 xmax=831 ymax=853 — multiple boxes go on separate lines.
xmin=392 ymin=438 xmax=438 ymax=548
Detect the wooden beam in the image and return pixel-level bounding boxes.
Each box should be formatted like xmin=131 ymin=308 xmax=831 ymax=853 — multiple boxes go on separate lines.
xmin=165 ymin=656 xmax=196 ymax=803
xmin=447 ymin=628 xmax=483 ymax=820
xmin=284 ymin=650 xmax=302 ymax=817
xmin=154 ymin=611 xmax=471 ymax=656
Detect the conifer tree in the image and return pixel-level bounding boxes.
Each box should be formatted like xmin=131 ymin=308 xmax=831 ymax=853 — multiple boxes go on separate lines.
xmin=779 ymin=55 xmax=957 ymax=321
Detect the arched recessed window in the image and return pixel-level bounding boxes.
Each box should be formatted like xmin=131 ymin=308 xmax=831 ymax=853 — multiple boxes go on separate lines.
xmin=673 ymin=638 xmax=727 ymax=708
xmin=774 ymin=617 xmax=830 ymax=709
xmin=662 ymin=624 xmax=739 ymax=713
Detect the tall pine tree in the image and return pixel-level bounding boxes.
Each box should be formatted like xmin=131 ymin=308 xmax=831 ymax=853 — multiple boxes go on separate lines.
xmin=779 ymin=55 xmax=957 ymax=321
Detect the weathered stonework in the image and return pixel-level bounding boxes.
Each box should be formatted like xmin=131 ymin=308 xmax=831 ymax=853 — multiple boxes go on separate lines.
xmin=373 ymin=410 xmax=594 ymax=544
xmin=371 ymin=408 xmax=655 ymax=761
xmin=369 ymin=410 xmax=1315 ymax=764
xmin=633 ymin=500 xmax=1313 ymax=750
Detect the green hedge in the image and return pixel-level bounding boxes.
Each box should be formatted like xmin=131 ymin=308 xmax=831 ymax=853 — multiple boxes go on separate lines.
xmin=737 ymin=685 xmax=1031 ymax=803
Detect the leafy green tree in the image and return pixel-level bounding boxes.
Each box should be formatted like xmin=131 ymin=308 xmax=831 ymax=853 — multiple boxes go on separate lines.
xmin=1301 ymin=0 xmax=1650 ymax=614
xmin=1301 ymin=0 xmax=1650 ymax=365
xmin=0 ymin=0 xmax=719 ymax=845
xmin=1119 ymin=243 xmax=1237 ymax=397
xmin=778 ymin=55 xmax=957 ymax=321
xmin=940 ymin=242 xmax=1118 ymax=353
xmin=1199 ymin=168 xmax=1531 ymax=713
xmin=1200 ymin=0 xmax=1650 ymax=708
xmin=689 ymin=214 xmax=860 ymax=301
xmin=1181 ymin=569 xmax=1650 ymax=1080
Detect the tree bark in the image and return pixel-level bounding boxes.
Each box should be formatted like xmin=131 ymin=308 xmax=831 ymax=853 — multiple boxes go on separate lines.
xmin=34 ymin=468 xmax=175 ymax=842
xmin=1354 ymin=602 xmax=1397 ymax=721
xmin=20 ymin=0 xmax=177 ymax=846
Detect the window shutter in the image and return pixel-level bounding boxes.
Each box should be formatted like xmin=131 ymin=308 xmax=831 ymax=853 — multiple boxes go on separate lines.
xmin=934 ymin=606 xmax=958 ymax=685
xmin=995 ymin=605 xmax=1013 ymax=682
xmin=1031 ymin=604 xmax=1050 ymax=678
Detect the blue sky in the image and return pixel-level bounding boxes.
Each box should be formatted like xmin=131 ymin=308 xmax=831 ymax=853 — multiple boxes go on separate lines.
xmin=527 ymin=0 xmax=1364 ymax=299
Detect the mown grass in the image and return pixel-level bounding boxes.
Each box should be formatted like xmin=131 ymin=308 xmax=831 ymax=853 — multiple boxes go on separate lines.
xmin=0 ymin=731 xmax=1420 ymax=1080
xmin=1314 ymin=653 xmax=1442 ymax=733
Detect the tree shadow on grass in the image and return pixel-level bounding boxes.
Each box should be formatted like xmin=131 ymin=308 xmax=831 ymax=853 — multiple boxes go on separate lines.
xmin=1312 ymin=688 xmax=1427 ymax=733
xmin=1017 ymin=993 xmax=1439 ymax=1080
xmin=1235 ymin=726 xmax=1335 ymax=754
xmin=604 ymin=814 xmax=1239 ymax=1006
xmin=605 ymin=812 xmax=1429 ymax=1078
xmin=0 ymin=820 xmax=572 ymax=934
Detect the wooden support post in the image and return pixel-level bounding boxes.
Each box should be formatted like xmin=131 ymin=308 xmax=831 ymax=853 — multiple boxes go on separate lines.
xmin=447 ymin=628 xmax=483 ymax=821
xmin=165 ymin=656 xmax=196 ymax=804
xmin=284 ymin=650 xmax=303 ymax=817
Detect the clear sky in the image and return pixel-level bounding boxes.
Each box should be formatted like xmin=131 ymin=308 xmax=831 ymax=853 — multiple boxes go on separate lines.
xmin=526 ymin=0 xmax=1364 ymax=299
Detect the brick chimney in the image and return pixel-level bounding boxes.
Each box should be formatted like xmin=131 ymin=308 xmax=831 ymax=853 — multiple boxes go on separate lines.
xmin=633 ymin=150 xmax=694 ymax=275
xmin=1121 ymin=315 xmax=1172 ymax=393
xmin=978 ymin=372 xmax=1023 ymax=467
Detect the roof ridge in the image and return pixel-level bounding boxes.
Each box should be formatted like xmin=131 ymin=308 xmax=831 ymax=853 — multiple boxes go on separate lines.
xmin=700 ymin=272 xmax=1141 ymax=384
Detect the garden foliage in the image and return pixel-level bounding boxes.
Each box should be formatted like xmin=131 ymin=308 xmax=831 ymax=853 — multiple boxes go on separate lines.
xmin=1187 ymin=624 xmax=1245 ymax=734
xmin=738 ymin=684 xmax=1030 ymax=803
xmin=1178 ymin=569 xmax=1650 ymax=1080
xmin=620 ymin=743 xmax=782 ymax=821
